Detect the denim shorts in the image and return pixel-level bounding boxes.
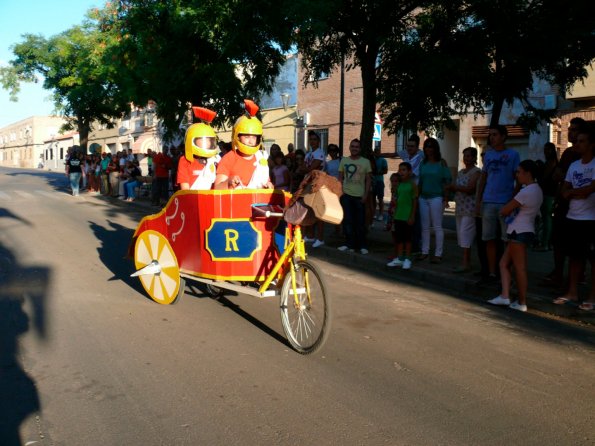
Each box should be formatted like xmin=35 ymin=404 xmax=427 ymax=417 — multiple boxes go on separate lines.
xmin=507 ymin=231 xmax=535 ymax=245
xmin=372 ymin=180 xmax=385 ymax=199
xmin=481 ymin=203 xmax=508 ymax=241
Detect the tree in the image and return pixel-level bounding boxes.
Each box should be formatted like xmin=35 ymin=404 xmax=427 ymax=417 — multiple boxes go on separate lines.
xmin=97 ymin=0 xmax=294 ymax=137
xmin=291 ymin=0 xmax=432 ymax=155
xmin=378 ymin=0 xmax=595 ymax=134
xmin=0 ymin=24 xmax=129 ymax=152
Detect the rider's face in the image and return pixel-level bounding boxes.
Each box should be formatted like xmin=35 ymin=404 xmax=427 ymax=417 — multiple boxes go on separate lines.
xmin=193 ymin=137 xmax=213 ymax=150
xmin=240 ymin=134 xmax=258 ymax=147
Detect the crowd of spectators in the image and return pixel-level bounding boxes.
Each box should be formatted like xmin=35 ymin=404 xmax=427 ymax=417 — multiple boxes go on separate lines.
xmin=64 ymin=121 xmax=594 ymax=313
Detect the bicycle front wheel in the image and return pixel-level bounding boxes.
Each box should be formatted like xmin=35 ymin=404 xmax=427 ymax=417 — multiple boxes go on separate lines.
xmin=280 ymin=260 xmax=331 ymax=354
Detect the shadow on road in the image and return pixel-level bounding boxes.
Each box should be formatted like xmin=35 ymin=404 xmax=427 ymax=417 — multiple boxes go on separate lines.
xmin=5 ymin=169 xmax=69 ymax=193
xmin=88 ymin=219 xmax=146 ymax=297
xmin=0 ymin=238 xmax=50 ymax=445
xmin=184 ymin=282 xmax=290 ymax=348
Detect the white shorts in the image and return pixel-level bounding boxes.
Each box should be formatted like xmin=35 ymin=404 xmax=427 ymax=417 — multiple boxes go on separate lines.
xmin=456 ymin=215 xmax=476 ymax=249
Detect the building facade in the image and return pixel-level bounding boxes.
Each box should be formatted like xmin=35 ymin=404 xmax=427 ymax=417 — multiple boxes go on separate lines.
xmin=217 ymin=54 xmax=299 ymax=154
xmin=42 ymin=131 xmax=80 ymax=171
xmin=555 ymin=65 xmax=595 ymax=152
xmin=297 ymin=55 xmax=397 ymax=155
xmin=0 ymin=116 xmax=68 ymax=169
xmin=87 ymin=101 xmax=164 ymax=156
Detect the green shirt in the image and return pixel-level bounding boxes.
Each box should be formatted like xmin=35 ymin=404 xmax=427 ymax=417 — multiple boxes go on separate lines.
xmin=419 ymin=161 xmax=452 ymax=199
xmin=394 ymin=180 xmax=417 ymax=221
xmin=339 ymin=156 xmax=372 ymax=197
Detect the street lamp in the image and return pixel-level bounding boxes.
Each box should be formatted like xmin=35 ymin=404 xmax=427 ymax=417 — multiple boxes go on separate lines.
xmin=280 ymin=92 xmax=290 ymax=111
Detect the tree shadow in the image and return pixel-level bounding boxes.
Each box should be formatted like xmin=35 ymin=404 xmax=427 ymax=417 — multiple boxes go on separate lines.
xmin=0 ymin=208 xmax=32 ymax=227
xmin=5 ymin=169 xmax=69 ymax=193
xmin=0 ymin=240 xmax=50 ymax=445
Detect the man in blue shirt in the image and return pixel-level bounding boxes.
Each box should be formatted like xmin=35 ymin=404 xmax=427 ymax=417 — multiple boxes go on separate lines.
xmin=476 ymin=125 xmax=520 ymax=282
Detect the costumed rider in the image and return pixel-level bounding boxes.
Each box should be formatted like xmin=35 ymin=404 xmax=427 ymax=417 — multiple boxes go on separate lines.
xmin=215 ymin=99 xmax=273 ymax=190
xmin=177 ymin=107 xmax=220 ymax=190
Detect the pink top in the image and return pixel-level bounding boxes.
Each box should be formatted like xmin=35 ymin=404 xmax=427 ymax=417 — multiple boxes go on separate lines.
xmin=272 ymin=164 xmax=289 ymax=191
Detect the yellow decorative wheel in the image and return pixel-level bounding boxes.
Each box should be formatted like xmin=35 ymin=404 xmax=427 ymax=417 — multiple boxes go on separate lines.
xmin=134 ymin=230 xmax=182 ymax=305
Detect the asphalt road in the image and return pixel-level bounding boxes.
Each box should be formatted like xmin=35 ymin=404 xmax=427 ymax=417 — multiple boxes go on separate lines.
xmin=1 ymin=167 xmax=595 ymax=446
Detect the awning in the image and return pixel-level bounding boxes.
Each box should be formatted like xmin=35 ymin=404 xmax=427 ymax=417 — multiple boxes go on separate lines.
xmin=88 ymin=143 xmax=102 ymax=154
xmin=472 ymin=125 xmax=529 ymax=138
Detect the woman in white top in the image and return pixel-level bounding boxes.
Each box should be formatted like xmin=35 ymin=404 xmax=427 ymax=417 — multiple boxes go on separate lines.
xmin=488 ymin=160 xmax=543 ymax=312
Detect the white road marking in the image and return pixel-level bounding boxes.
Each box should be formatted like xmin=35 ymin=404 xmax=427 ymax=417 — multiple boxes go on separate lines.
xmin=36 ymin=190 xmax=61 ymax=199
xmin=14 ymin=190 xmax=35 ymax=199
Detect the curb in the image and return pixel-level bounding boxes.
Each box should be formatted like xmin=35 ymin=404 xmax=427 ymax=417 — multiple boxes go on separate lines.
xmin=309 ymin=244 xmax=595 ymax=328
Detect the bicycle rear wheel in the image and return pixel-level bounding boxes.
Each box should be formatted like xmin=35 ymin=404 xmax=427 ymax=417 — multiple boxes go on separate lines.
xmin=280 ymin=260 xmax=331 ymax=354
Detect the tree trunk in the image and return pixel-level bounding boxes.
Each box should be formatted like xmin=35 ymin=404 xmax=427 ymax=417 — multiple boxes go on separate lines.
xmin=358 ymin=47 xmax=378 ymax=158
xmin=77 ymin=119 xmax=89 ymax=154
xmin=490 ymin=95 xmax=504 ymax=127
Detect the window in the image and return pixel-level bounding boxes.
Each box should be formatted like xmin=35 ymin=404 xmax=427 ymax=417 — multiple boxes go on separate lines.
xmin=316 ymin=128 xmax=329 ymax=152
xmin=307 ymin=71 xmax=329 ymax=82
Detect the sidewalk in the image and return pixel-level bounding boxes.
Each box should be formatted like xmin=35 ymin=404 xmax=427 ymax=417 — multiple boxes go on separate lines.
xmin=305 ymin=208 xmax=595 ymax=327
xmin=99 ymin=192 xmax=595 ymax=327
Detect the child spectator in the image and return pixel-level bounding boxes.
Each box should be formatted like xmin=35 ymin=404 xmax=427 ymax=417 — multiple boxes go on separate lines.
xmin=385 ymin=172 xmax=400 ymax=232
xmin=325 ymin=144 xmax=341 ymax=180
xmin=271 ymin=152 xmax=290 ymax=191
xmin=488 ymin=160 xmax=544 ymax=312
xmin=290 ymin=149 xmax=306 ymax=193
xmin=386 ymin=162 xmax=418 ymax=270
xmin=447 ymin=147 xmax=481 ymax=272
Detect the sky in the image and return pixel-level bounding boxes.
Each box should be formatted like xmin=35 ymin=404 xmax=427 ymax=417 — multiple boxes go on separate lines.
xmin=0 ymin=0 xmax=101 ymax=128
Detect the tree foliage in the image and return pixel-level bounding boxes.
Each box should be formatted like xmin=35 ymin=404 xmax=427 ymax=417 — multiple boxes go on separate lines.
xmin=292 ymin=0 xmax=431 ymax=154
xmin=378 ymin=0 xmax=595 ymax=133
xmin=0 ymin=24 xmax=129 ymax=151
xmin=97 ymin=0 xmax=294 ymax=137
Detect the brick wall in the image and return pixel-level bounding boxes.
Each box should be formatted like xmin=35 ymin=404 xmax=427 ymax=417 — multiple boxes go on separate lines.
xmin=297 ymin=55 xmax=396 ymax=154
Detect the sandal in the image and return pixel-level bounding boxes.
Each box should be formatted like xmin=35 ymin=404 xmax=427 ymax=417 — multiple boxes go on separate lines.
xmin=578 ymin=301 xmax=595 ymax=311
xmin=552 ymin=297 xmax=579 ymax=306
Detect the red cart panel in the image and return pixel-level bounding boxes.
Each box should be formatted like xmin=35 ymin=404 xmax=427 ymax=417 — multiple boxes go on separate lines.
xmin=132 ymin=189 xmax=290 ymax=281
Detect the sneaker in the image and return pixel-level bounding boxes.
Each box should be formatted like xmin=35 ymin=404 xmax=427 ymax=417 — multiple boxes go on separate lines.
xmin=360 ymin=248 xmax=369 ymax=255
xmin=509 ymin=301 xmax=527 ymax=312
xmin=304 ymin=236 xmax=316 ymax=243
xmin=375 ymin=215 xmax=383 ymax=221
xmin=402 ymin=259 xmax=412 ymax=270
xmin=487 ymin=295 xmax=511 ymax=306
xmin=387 ymin=258 xmax=403 ymax=267
xmin=312 ymin=239 xmax=325 ymax=248
xmin=337 ymin=245 xmax=350 ymax=252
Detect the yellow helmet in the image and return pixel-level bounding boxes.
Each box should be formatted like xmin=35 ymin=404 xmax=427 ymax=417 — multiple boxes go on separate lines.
xmin=184 ymin=122 xmax=218 ymax=162
xmin=184 ymin=106 xmax=219 ymax=162
xmin=232 ymin=99 xmax=263 ymax=156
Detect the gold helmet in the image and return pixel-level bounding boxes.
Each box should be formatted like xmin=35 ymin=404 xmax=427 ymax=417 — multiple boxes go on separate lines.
xmin=184 ymin=107 xmax=219 ymax=162
xmin=232 ymin=99 xmax=263 ymax=156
